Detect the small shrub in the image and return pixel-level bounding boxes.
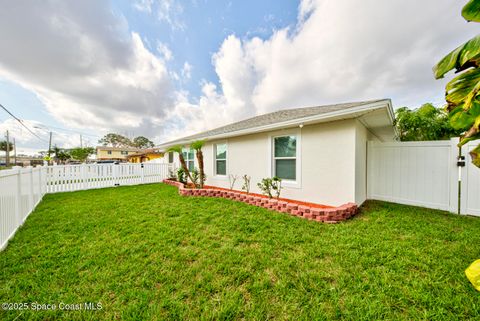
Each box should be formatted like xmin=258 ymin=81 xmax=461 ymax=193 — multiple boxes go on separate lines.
xmin=228 ymin=174 xmax=238 ymax=190
xmin=177 ymin=167 xmax=187 ymax=184
xmin=257 ymin=177 xmax=282 ymax=199
xmin=241 ymin=175 xmax=251 ymax=194
xmin=191 ymin=168 xmax=207 ymax=188
xmin=272 ymin=177 xmax=282 ymax=199
xmin=168 ymin=168 xmax=176 ymax=180
xmin=191 ymin=169 xmax=199 ymax=187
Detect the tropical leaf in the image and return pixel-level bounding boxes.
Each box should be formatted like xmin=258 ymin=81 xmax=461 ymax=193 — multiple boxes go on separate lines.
xmin=471 ymin=144 xmax=480 ymax=168
xmin=445 ymin=68 xmax=480 ymax=107
xmin=433 ymin=35 xmax=480 ymax=79
xmin=462 ymin=0 xmax=480 ymax=22
xmin=190 ymin=140 xmax=205 ymax=150
xmin=166 ymin=144 xmax=182 ymax=153
xmin=450 ymin=107 xmax=475 ymax=130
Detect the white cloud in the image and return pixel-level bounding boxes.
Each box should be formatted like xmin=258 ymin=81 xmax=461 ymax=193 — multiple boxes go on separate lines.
xmin=0 ymin=0 xmax=172 ymax=140
xmin=0 ymin=118 xmax=88 ymax=155
xmin=158 ymin=0 xmax=185 ymax=30
xmin=157 ymin=0 xmax=479 ymax=142
xmin=181 ymin=62 xmax=192 ymax=80
xmin=133 ymin=0 xmax=154 ymax=13
xmin=157 ymin=41 xmax=173 ymax=61
xmin=1 ymin=0 xmax=479 ymax=148
xmin=134 ymin=0 xmax=185 ymax=30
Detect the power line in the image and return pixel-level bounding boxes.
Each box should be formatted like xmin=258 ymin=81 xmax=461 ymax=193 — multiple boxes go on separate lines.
xmin=0 ymin=102 xmax=49 ymax=143
xmin=35 ymin=123 xmax=101 ymax=138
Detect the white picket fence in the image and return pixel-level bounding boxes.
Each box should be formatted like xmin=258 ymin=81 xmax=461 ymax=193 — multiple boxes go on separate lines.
xmin=0 ymin=163 xmax=173 ymax=250
xmin=45 ymin=163 xmax=172 ymax=193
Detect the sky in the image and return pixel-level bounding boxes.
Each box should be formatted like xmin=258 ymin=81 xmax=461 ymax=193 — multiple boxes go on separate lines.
xmin=0 ymin=0 xmax=478 ymax=155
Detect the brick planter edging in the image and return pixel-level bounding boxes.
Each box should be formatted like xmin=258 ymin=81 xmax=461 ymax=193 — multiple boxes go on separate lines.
xmin=163 ymin=179 xmax=358 ymax=223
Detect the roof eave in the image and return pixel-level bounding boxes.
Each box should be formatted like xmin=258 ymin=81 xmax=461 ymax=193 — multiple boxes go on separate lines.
xmin=157 ymin=100 xmax=394 ymax=148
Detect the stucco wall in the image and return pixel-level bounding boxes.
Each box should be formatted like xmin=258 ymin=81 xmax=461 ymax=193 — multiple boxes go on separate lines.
xmin=354 ymin=121 xmax=368 ymax=205
xmin=187 ymin=119 xmax=359 ymax=207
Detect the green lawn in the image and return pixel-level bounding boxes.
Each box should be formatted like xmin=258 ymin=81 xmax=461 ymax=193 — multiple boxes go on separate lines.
xmin=1 ymin=184 xmax=480 ymax=320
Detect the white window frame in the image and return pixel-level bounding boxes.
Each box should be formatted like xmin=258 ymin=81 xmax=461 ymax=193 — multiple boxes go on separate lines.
xmin=214 ymin=142 xmax=228 ymax=178
xmin=268 ymin=129 xmax=301 ymax=188
xmin=182 ymin=147 xmax=195 ymax=171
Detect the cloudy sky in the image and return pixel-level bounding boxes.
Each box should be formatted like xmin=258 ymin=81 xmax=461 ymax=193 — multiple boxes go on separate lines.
xmin=0 ymin=0 xmax=477 ymax=155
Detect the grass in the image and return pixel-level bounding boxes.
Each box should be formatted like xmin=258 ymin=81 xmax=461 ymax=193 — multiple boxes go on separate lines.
xmin=1 ymin=184 xmax=480 ymax=320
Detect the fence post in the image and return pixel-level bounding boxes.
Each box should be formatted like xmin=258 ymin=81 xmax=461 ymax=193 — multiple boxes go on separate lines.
xmin=141 ymin=163 xmax=145 ymax=184
xmin=113 ymin=162 xmax=119 ymax=187
xmin=38 ymin=166 xmax=42 ymax=196
xmin=449 ymin=137 xmax=460 ymax=214
xmin=366 ymin=141 xmax=373 ymax=199
xmin=13 ymin=166 xmax=21 ymax=226
xmin=81 ymin=163 xmax=87 ymax=190
xmin=29 ymin=166 xmax=34 ymax=212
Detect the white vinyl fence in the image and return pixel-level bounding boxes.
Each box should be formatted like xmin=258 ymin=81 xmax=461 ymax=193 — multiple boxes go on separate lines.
xmin=0 ymin=163 xmax=173 ymax=250
xmin=368 ymin=138 xmax=480 ymax=216
xmin=0 ymin=166 xmax=46 ymax=251
xmin=461 ymin=141 xmax=480 ymax=216
xmin=45 ymin=163 xmax=172 ymax=193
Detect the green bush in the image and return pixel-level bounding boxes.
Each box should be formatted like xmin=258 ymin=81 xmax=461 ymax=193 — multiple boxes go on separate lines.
xmin=177 ymin=168 xmax=187 ymax=184
xmin=257 ymin=177 xmax=282 ymax=199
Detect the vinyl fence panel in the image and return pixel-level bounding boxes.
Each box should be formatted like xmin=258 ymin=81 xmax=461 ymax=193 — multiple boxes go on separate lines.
xmin=45 ymin=163 xmax=173 ymax=193
xmin=462 ymin=140 xmax=480 ymax=216
xmin=367 ymin=139 xmax=459 ymax=212
xmin=0 ymin=166 xmax=46 ymax=250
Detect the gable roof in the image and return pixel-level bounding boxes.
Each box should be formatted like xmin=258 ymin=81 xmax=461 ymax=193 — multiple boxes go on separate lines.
xmin=158 ymin=99 xmax=394 ymax=148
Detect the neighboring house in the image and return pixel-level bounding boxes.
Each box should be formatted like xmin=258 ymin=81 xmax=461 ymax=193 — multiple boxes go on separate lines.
xmin=96 ymin=146 xmax=141 ymax=162
xmin=127 ymin=149 xmax=164 ymax=163
xmin=157 ymin=99 xmax=396 ymax=207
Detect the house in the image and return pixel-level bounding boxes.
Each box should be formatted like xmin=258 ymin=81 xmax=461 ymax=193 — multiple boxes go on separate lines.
xmin=96 ymin=146 xmax=141 ymax=162
xmin=127 ymin=149 xmax=164 ymax=163
xmin=158 ymin=99 xmax=395 ymax=207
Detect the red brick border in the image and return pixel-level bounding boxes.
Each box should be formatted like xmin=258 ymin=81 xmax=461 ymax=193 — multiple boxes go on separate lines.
xmin=163 ymin=179 xmax=358 ymax=223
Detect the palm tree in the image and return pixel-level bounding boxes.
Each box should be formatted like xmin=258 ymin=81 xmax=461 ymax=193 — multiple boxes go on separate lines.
xmin=191 ymin=140 xmax=205 ymax=188
xmin=167 ymin=145 xmax=194 ymax=184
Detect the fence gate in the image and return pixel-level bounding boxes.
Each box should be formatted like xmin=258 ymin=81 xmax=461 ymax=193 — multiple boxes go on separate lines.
xmin=368 ymin=138 xmax=480 ymax=216
xmin=461 ymin=141 xmax=480 ymax=216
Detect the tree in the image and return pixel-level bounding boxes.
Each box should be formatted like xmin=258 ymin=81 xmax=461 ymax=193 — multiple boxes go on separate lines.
xmin=98 ymin=133 xmax=132 ymax=147
xmin=166 ymin=145 xmax=194 ymax=184
xmin=69 ymin=147 xmax=95 ymax=162
xmin=132 ymin=136 xmax=154 ymax=149
xmin=56 ymin=150 xmax=71 ymax=164
xmin=51 ymin=145 xmax=60 ymax=163
xmin=0 ymin=140 xmax=14 ymax=151
xmin=191 ymin=140 xmax=206 ymax=188
xmin=395 ymin=103 xmax=463 ymax=141
xmin=433 ymin=0 xmax=480 ymax=167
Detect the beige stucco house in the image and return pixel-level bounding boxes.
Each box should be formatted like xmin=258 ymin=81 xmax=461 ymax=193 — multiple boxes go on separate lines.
xmin=96 ymin=146 xmax=141 ymax=162
xmin=158 ymin=99 xmax=396 ymax=207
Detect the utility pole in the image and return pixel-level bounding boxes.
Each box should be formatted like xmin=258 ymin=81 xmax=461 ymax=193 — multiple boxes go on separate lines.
xmin=5 ymin=130 xmax=10 ymax=167
xmin=48 ymin=131 xmax=52 ymax=155
xmin=13 ymin=138 xmax=16 ymax=165
xmin=80 ymin=134 xmax=83 ymax=148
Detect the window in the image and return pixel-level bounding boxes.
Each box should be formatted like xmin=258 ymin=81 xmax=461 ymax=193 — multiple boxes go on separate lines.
xmin=107 ymin=150 xmax=112 ymax=155
xmin=215 ymin=143 xmax=227 ymax=175
xmin=273 ymin=135 xmax=297 ymax=180
xmin=121 ymin=151 xmax=128 ymax=155
xmin=182 ymin=148 xmax=195 ymax=171
xmin=168 ymin=152 xmax=174 ymax=163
